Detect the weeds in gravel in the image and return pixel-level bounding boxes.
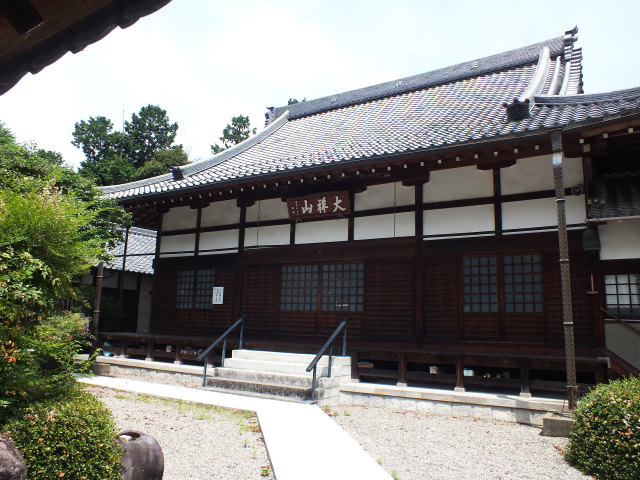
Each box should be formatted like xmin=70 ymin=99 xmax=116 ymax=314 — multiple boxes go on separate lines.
xmin=391 ymin=469 xmax=399 ymax=479
xmin=376 ymin=457 xmax=383 ymax=465
xmin=114 ymin=392 xmax=255 ymax=426
xmin=261 ymin=465 xmax=272 ymax=476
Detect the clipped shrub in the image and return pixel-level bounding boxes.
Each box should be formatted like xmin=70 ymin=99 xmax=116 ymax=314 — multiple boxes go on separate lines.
xmin=0 ymin=312 xmax=94 ymax=425
xmin=566 ymin=375 xmax=640 ymax=479
xmin=4 ymin=391 xmax=122 ymax=480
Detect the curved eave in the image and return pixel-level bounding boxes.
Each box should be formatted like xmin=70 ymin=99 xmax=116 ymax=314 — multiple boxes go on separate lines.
xmin=118 ymin=106 xmax=640 ymax=207
xmin=101 ymin=110 xmax=290 ymax=197
xmin=535 ymin=86 xmax=640 ymax=105
xmin=0 ymin=0 xmax=173 ymax=95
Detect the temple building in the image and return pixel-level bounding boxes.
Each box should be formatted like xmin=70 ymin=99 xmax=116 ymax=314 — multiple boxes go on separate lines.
xmin=101 ymin=27 xmax=640 ymax=396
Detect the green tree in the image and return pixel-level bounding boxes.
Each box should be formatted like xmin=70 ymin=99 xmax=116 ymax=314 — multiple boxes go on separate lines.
xmin=0 ymin=121 xmax=15 ymax=145
xmin=124 ymin=104 xmax=178 ymax=168
xmin=135 ymin=144 xmax=188 ymax=180
xmin=81 ymin=153 xmax=136 ymax=186
xmin=73 ymin=105 xmax=185 ymax=185
xmin=0 ymin=124 xmax=129 ymax=420
xmin=71 ymin=116 xmax=122 ymax=165
xmin=287 ymin=97 xmax=306 ymax=105
xmin=211 ymin=114 xmax=256 ymax=154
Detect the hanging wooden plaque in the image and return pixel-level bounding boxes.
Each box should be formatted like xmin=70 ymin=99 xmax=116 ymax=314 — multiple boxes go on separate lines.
xmin=286 ymin=191 xmax=351 ymax=220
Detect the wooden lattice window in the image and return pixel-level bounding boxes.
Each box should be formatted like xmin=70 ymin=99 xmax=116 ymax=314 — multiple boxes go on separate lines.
xmin=321 ymin=263 xmax=364 ymax=312
xmin=280 ymin=263 xmax=364 ymax=312
xmin=176 ymin=269 xmax=215 ymax=310
xmin=280 ymin=265 xmax=318 ymax=311
xmin=605 ymin=274 xmax=640 ymax=317
xmin=462 ymin=253 xmax=543 ymax=314
xmin=503 ymin=254 xmax=543 ymax=313
xmin=462 ymin=256 xmax=499 ymax=313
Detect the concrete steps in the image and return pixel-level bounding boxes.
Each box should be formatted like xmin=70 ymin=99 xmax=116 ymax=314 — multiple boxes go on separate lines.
xmin=205 ymin=349 xmax=351 ymax=403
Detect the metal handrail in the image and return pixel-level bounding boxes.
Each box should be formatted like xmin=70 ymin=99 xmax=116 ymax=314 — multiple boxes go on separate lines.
xmin=197 ymin=314 xmax=246 ymax=387
xmin=306 ymin=316 xmax=351 ymax=397
xmin=601 ymin=307 xmax=640 ymax=336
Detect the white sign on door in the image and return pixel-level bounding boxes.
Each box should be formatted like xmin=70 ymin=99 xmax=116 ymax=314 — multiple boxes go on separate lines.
xmin=212 ymin=286 xmax=224 ymax=305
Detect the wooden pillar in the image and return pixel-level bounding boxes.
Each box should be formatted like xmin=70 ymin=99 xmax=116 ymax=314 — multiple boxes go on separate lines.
xmin=520 ymin=363 xmax=531 ymax=397
xmin=174 ymin=342 xmax=183 ymax=365
xmin=454 ymin=357 xmax=465 ymax=392
xmin=118 ymin=226 xmax=130 ymax=330
xmin=397 ymin=353 xmax=407 ymax=387
xmin=145 ymin=339 xmax=153 ymax=361
xmin=194 ymin=207 xmax=202 ymax=256
xmin=351 ymin=351 xmax=360 ymax=381
xmin=91 ymin=261 xmax=104 ymax=337
xmin=493 ymin=168 xmax=502 ymax=236
xmin=414 ymin=183 xmax=424 ymax=348
xmin=234 ymin=203 xmax=248 ymax=320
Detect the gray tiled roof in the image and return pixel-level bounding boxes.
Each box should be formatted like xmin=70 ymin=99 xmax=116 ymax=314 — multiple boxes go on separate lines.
xmin=102 ymin=28 xmax=640 ymax=202
xmin=106 ymin=227 xmax=156 ymax=275
xmin=589 ymin=171 xmax=640 ymax=219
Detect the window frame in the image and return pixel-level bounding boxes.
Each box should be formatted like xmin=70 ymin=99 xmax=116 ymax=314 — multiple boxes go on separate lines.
xmin=604 ymin=273 xmax=640 ymax=318
xmin=461 ymin=251 xmax=544 ymax=316
xmin=279 ymin=262 xmax=364 ymax=313
xmin=175 ymin=268 xmax=215 ymax=311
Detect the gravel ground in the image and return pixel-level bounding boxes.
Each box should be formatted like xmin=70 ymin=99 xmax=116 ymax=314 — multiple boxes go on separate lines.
xmin=332 ymin=405 xmax=593 ymax=480
xmin=88 ymin=386 xmax=274 ymax=480
xmin=90 ymin=386 xmax=592 ymax=480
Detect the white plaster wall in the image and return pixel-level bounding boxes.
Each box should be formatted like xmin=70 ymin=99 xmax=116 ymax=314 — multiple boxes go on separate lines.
xmin=501 ymin=155 xmax=583 ymax=195
xmin=295 ymin=219 xmax=348 ymax=244
xmin=424 ymin=204 xmax=494 ymax=235
xmin=566 ymin=195 xmax=586 ymax=225
xmin=162 ymin=206 xmax=197 ymax=231
xmin=424 ymin=166 xmax=493 ymax=203
xmin=502 ymin=198 xmax=555 ymax=230
xmin=199 ymin=230 xmax=239 ymax=253
xmin=500 ymin=155 xmax=553 ymax=195
xmin=501 ymin=196 xmax=584 ymax=231
xmin=159 ymin=234 xmax=195 ymax=256
xmin=562 ymin=157 xmax=585 ymax=189
xmin=245 ymin=224 xmax=290 ymax=247
xmin=136 ymin=275 xmax=153 ymax=333
xmin=354 ymin=212 xmax=415 ymax=240
xmin=355 ymin=182 xmax=414 ymax=211
xmin=200 ymin=199 xmax=240 ymax=227
xmin=599 ymin=219 xmax=640 ymax=260
xmin=246 ymin=198 xmax=288 ymax=222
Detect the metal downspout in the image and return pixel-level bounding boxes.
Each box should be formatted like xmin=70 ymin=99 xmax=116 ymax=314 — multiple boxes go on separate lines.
xmin=550 ymin=130 xmax=579 ymax=409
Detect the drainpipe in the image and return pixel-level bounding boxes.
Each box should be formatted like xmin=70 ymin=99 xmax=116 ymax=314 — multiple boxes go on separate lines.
xmin=551 ymin=130 xmax=579 ymax=409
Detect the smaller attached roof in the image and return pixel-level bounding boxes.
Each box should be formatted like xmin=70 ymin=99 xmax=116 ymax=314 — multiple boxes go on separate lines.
xmin=106 ymin=227 xmax=156 ymax=275
xmin=589 ymin=171 xmax=640 ymax=220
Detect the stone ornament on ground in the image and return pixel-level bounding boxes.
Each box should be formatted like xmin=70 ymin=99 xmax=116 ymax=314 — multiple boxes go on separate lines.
xmin=0 ymin=435 xmax=27 ymax=480
xmin=117 ymin=430 xmax=164 ymax=480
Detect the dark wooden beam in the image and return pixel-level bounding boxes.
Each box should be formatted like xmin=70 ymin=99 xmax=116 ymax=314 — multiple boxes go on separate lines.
xmin=0 ymin=0 xmax=42 ymax=34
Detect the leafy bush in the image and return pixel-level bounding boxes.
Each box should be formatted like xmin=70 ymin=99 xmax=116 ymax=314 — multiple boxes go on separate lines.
xmin=4 ymin=391 xmax=122 ymax=480
xmin=566 ymin=376 xmax=640 ymax=479
xmin=0 ymin=312 xmax=93 ymax=425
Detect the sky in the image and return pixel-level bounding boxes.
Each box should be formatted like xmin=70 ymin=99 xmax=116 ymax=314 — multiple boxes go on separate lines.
xmin=1 ymin=0 xmax=639 ymax=169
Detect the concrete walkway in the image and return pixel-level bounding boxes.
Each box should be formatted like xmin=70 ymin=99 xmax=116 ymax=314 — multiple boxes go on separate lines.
xmin=79 ymin=375 xmax=391 ymax=480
